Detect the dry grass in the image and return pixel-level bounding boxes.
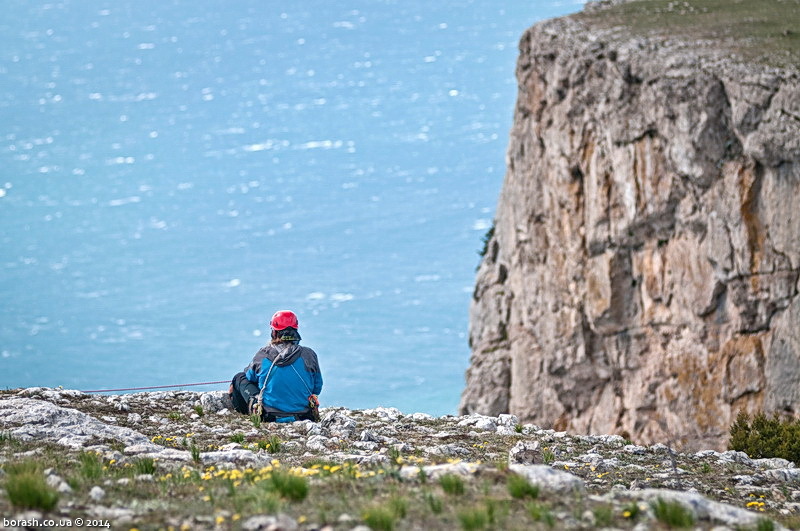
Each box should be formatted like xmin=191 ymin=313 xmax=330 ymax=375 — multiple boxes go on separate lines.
xmin=576 ymin=0 xmax=800 ymax=69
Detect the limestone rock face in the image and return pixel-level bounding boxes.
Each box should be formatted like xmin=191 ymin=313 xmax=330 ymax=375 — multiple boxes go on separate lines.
xmin=460 ymin=15 xmax=800 ymax=450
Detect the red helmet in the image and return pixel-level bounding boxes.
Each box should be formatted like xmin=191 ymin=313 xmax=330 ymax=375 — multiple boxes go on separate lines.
xmin=270 ymin=310 xmax=298 ymax=330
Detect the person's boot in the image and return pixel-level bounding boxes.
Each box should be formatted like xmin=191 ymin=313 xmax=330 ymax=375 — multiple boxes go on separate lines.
xmin=248 ymin=396 xmax=262 ymax=416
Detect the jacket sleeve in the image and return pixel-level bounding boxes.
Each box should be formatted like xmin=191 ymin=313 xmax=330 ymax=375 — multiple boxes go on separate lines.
xmin=301 ymin=348 xmax=323 ymax=395
xmin=312 ymin=369 xmax=323 ymax=396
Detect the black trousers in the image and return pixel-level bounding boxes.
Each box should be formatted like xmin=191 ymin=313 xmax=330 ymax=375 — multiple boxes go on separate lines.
xmin=229 ymin=372 xmax=260 ymax=415
xmin=229 ymin=372 xmax=315 ymax=422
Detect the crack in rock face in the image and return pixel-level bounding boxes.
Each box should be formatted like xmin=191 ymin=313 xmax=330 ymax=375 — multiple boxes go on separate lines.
xmin=461 ymin=14 xmax=800 ymax=451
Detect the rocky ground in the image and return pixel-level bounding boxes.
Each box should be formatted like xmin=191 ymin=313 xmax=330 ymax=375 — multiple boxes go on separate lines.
xmin=0 ymin=389 xmax=799 ymax=530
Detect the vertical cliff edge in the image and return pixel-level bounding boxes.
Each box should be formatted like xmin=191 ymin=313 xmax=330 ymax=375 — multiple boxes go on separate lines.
xmin=461 ymin=1 xmax=800 ymax=450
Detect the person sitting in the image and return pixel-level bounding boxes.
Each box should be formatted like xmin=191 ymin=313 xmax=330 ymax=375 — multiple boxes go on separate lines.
xmin=229 ymin=310 xmax=322 ymax=422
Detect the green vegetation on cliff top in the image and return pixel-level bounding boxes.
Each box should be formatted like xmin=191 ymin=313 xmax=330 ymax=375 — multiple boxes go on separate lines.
xmin=576 ymin=0 xmax=800 ymax=69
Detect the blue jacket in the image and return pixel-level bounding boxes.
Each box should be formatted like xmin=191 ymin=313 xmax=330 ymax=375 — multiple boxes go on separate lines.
xmin=244 ymin=342 xmax=322 ymax=415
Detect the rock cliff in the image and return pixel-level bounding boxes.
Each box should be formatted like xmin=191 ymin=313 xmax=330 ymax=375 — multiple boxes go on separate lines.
xmin=460 ymin=4 xmax=800 ymax=450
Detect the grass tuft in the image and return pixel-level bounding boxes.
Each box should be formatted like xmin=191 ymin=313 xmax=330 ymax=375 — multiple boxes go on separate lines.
xmin=362 ymin=505 xmax=396 ymax=531
xmin=458 ymin=507 xmax=489 ymax=530
xmin=651 ymin=498 xmax=695 ymax=528
xmin=507 ymin=473 xmax=539 ymax=499
xmin=593 ymin=504 xmax=614 ymax=527
xmin=261 ymin=434 xmax=282 ymax=453
xmin=622 ymin=501 xmax=642 ymax=520
xmin=439 ymin=473 xmax=466 ymax=496
xmin=134 ymin=457 xmax=157 ymax=475
xmin=542 ymin=448 xmax=555 ymax=465
xmin=424 ymin=491 xmax=443 ymax=514
xmin=527 ymin=501 xmax=555 ymax=528
xmin=388 ymin=495 xmax=408 ymax=518
xmin=4 ymin=460 xmax=59 ymax=511
xmin=78 ymin=451 xmax=104 ymax=480
xmin=267 ymin=469 xmax=308 ymax=502
xmin=190 ymin=442 xmax=201 ymax=464
xmin=756 ymin=518 xmax=776 ymax=531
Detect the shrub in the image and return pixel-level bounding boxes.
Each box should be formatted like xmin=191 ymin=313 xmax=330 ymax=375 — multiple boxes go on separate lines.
xmin=651 ymin=498 xmax=694 ymax=528
xmin=439 ymin=473 xmax=465 ymax=496
xmin=478 ymin=223 xmax=495 ymax=258
xmin=729 ymin=411 xmax=800 ymax=463
xmin=507 ymin=473 xmax=539 ymax=499
xmin=4 ymin=461 xmax=59 ymax=511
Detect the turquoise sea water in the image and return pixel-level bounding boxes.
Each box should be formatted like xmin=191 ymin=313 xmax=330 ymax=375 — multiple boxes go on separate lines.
xmin=1 ymin=0 xmax=583 ymax=415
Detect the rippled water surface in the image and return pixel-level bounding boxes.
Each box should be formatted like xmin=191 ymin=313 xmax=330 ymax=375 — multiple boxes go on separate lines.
xmin=1 ymin=0 xmax=583 ymax=414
